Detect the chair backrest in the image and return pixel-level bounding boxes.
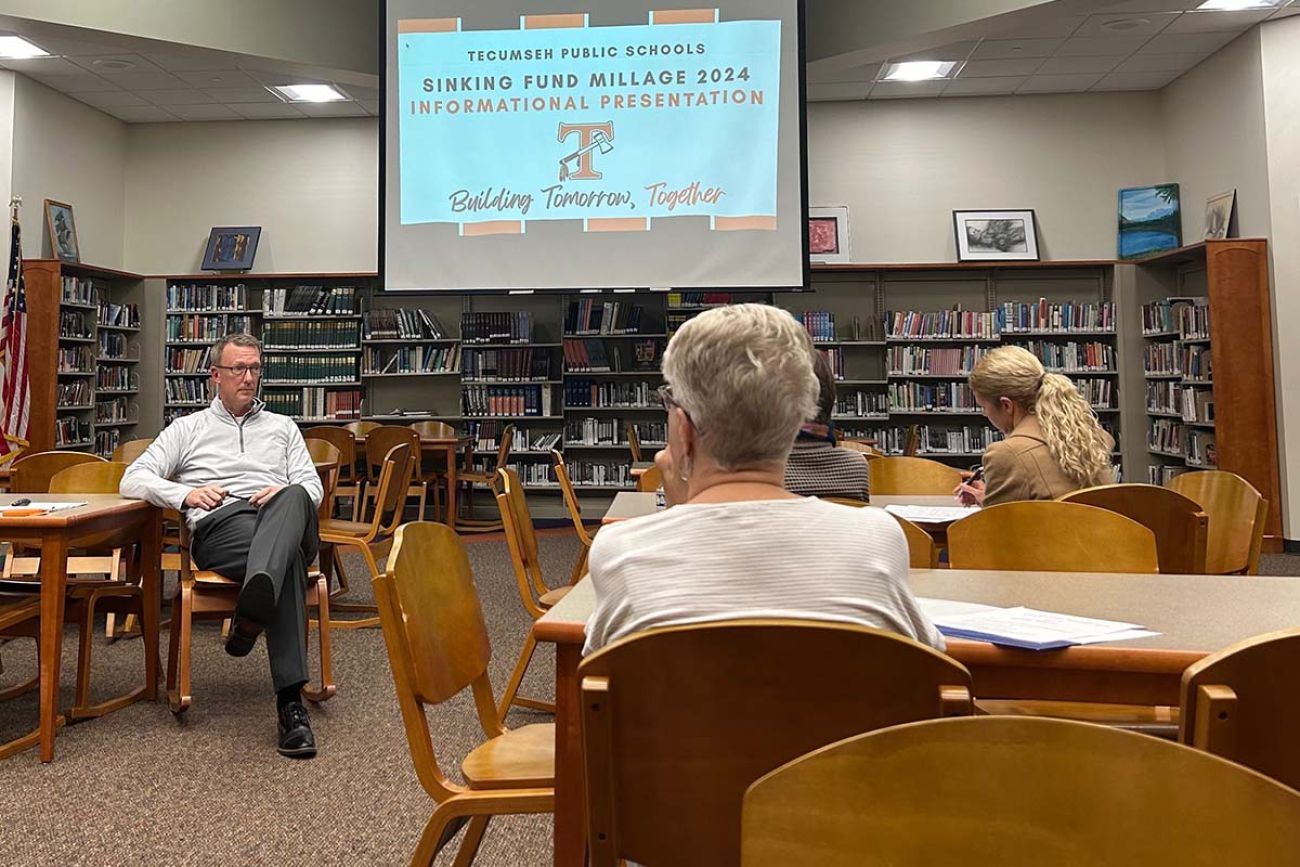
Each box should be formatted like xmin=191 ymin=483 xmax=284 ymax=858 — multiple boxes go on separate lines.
xmin=867 ymin=456 xmax=963 ymax=495
xmin=1060 ymin=483 xmax=1208 ymax=573
xmin=410 ymin=420 xmax=457 ymax=439
xmin=495 ymin=467 xmax=549 ymax=617
xmin=948 ymin=500 xmax=1159 ymax=573
xmin=635 ymin=464 xmax=662 ymax=493
xmin=364 ymin=425 xmax=421 ymax=482
xmin=488 ymin=424 xmax=514 ymax=474
xmin=367 ymin=443 xmax=415 ymax=538
xmin=111 ymin=438 xmax=153 ymax=464
xmin=1167 ymin=470 xmax=1268 ymax=574
xmin=551 ymin=449 xmax=593 ymax=547
xmin=579 ymin=620 xmax=972 ymax=867
xmin=48 ymin=461 xmax=128 ymax=494
xmin=889 ymin=511 xmax=939 ymax=568
xmin=303 ymin=426 xmax=357 ymax=481
xmin=1180 ymin=627 xmax=1300 ymax=791
xmin=902 ymin=424 xmax=921 ymax=456
xmin=625 ymin=422 xmax=642 ymax=462
xmin=741 ymin=716 xmax=1300 ymax=867
xmin=838 ymin=439 xmax=879 ymax=456
xmin=11 ymin=451 xmax=105 ymax=493
xmin=343 ymin=420 xmax=380 ymax=438
xmin=376 ymin=521 xmax=501 ymax=803
xmin=305 ymin=439 xmax=341 ymax=519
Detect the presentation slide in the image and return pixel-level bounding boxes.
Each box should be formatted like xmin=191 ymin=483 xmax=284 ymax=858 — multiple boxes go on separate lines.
xmin=382 ymin=1 xmax=807 ymax=291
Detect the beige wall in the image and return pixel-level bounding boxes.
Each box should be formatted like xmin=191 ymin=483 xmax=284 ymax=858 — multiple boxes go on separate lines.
xmin=807 ymin=92 xmax=1168 ymax=262
xmin=123 ymin=118 xmax=378 ymax=274
xmin=12 ymin=76 xmax=126 ymax=266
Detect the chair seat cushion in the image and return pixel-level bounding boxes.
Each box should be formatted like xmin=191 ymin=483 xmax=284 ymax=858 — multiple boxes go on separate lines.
xmin=538 ymin=586 xmax=571 ymax=609
xmin=461 ymin=723 xmax=556 ymax=790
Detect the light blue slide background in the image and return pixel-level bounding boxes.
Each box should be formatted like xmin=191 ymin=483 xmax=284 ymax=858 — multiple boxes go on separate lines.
xmin=398 ymin=20 xmax=780 ymax=226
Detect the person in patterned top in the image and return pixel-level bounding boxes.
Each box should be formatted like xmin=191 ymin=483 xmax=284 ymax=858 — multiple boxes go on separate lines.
xmin=784 ymin=350 xmax=871 ymax=501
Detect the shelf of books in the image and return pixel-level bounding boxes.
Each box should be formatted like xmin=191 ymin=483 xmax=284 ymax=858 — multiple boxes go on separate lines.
xmin=93 ymin=284 xmax=143 ymax=457
xmin=260 ymin=284 xmax=364 ymax=422
xmin=163 ymin=280 xmax=259 ymax=426
xmin=1139 ymin=296 xmax=1215 ymax=484
xmin=56 ymin=275 xmax=98 ymax=452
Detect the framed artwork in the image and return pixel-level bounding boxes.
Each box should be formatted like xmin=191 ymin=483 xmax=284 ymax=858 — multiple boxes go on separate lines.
xmin=1118 ymin=184 xmax=1181 ymax=260
xmin=952 ymin=209 xmax=1039 ymax=262
xmin=44 ymin=199 xmax=80 ymax=264
xmin=201 ymin=226 xmax=262 ymax=271
xmin=1204 ymin=189 xmax=1236 ymax=240
xmin=808 ymin=206 xmax=851 ymax=264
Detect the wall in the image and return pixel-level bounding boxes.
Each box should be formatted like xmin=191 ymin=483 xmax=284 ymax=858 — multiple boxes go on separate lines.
xmin=123 ymin=117 xmax=378 ymax=274
xmin=11 ymin=76 xmax=126 ymax=266
xmin=807 ymin=92 xmax=1168 ymax=262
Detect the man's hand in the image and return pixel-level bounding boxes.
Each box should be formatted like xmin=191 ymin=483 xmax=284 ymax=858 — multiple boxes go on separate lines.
xmin=654 ymin=446 xmax=690 ymax=506
xmin=249 ymin=486 xmax=284 ymax=508
xmin=184 ymin=484 xmax=228 ymax=510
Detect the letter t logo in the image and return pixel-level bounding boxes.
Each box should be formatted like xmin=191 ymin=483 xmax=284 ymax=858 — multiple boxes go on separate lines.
xmin=558 ymin=121 xmax=615 ymax=181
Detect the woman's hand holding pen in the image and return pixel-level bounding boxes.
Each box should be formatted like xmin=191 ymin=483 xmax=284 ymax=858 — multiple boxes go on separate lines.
xmin=953 ymin=465 xmax=986 ymax=507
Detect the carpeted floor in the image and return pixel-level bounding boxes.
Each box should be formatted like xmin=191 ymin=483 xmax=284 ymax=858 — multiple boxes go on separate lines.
xmin=0 ymin=531 xmax=582 ymax=867
xmin=3 ymin=539 xmax=1300 ymax=866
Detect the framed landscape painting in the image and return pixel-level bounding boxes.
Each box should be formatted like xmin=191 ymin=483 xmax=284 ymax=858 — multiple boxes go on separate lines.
xmin=1118 ymin=184 xmax=1181 ymax=260
xmin=808 ymin=206 xmax=851 ymax=264
xmin=953 ymin=209 xmax=1039 ymax=262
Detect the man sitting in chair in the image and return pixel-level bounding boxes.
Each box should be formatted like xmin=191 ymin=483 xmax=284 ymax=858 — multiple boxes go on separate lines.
xmin=121 ymin=333 xmax=324 ymax=758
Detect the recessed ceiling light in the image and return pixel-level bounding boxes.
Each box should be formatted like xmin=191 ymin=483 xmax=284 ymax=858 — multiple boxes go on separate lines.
xmin=1100 ymin=17 xmax=1150 ymax=31
xmin=271 ymin=83 xmax=348 ymax=103
xmin=1196 ymin=0 xmax=1283 ymax=10
xmin=881 ymin=60 xmax=959 ymax=82
xmin=92 ymin=58 xmax=136 ymax=71
xmin=0 ymin=35 xmax=49 ymax=60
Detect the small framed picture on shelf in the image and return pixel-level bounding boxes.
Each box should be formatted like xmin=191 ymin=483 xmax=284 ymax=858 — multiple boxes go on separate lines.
xmin=44 ymin=199 xmax=80 ymax=263
xmin=1203 ymin=189 xmax=1236 ymax=240
xmin=953 ymin=209 xmax=1039 ymax=262
xmin=808 ymin=206 xmax=851 ymax=264
xmin=201 ymin=226 xmax=261 ymax=271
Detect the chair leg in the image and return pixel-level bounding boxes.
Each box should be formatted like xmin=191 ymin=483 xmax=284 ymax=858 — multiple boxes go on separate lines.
xmin=69 ymin=592 xmax=148 ymax=720
xmin=451 ymin=816 xmax=491 ymax=867
xmin=167 ymin=584 xmax=194 ymax=714
xmin=302 ymin=577 xmax=338 ymax=703
xmin=325 ymin=543 xmax=381 ymax=630
xmin=496 ymin=630 xmax=555 ymax=718
xmin=567 ymin=545 xmax=590 ymax=586
xmin=412 ymin=808 xmax=471 ymax=867
xmin=0 ymin=638 xmax=38 ymax=702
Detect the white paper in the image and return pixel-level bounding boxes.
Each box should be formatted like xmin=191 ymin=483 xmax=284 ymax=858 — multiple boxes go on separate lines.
xmin=1070 ymin=629 xmax=1161 ymax=645
xmin=14 ymin=501 xmax=86 ymax=512
xmin=883 ymin=504 xmax=980 ymax=523
xmin=933 ymin=606 xmax=1146 ymax=648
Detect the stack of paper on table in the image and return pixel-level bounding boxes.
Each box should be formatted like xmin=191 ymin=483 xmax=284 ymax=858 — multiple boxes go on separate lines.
xmin=9 ymin=501 xmax=87 ymax=512
xmin=918 ymin=598 xmax=1159 ymax=651
xmin=883 ymin=504 xmax=979 ymax=523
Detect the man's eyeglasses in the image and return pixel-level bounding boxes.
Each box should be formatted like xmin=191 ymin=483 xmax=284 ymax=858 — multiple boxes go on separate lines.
xmin=213 ymin=364 xmax=263 ymax=378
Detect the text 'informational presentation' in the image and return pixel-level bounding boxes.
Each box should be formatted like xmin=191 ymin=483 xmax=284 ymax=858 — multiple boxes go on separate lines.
xmin=383 ymin=1 xmax=807 ymax=291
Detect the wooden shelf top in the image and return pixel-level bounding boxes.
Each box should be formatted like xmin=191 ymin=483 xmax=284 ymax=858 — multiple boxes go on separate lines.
xmin=1126 ymin=238 xmax=1267 ymax=266
xmin=813 ymin=259 xmax=1114 ymax=272
xmin=27 ymin=259 xmax=145 ymax=281
xmin=159 ymin=271 xmax=379 ymax=281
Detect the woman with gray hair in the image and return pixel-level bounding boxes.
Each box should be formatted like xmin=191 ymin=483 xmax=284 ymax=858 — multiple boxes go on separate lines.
xmin=583 ymin=304 xmax=940 ymax=654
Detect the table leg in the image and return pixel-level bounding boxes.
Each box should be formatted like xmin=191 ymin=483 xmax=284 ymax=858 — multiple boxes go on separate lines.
xmin=38 ymin=534 xmax=69 ymax=762
xmin=139 ymin=511 xmax=162 ymax=699
xmin=445 ymin=445 xmax=459 ymax=533
xmin=553 ymin=641 xmax=586 ymax=866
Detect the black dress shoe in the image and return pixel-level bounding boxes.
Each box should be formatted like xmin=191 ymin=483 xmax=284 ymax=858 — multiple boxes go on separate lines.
xmin=223 ymin=618 xmax=261 ymax=657
xmin=277 ymin=701 xmax=317 ymax=759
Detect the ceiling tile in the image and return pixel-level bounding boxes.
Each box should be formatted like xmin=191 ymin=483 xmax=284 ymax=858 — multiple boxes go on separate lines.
xmin=143 ymin=50 xmax=241 ymax=72
xmin=20 ymin=35 xmax=131 ymax=57
xmin=67 ymin=53 xmax=169 ymax=76
xmin=971 ymin=38 xmax=1065 ymax=60
xmin=26 ymin=72 xmax=120 ymax=93
xmin=1114 ymin=52 xmax=1205 ymax=71
xmin=230 ymin=102 xmax=310 ymax=119
xmin=1140 ymin=30 xmax=1242 ymax=53
xmin=104 ymin=105 xmax=182 ymax=123
xmin=168 ymin=103 xmax=242 ymax=121
xmin=1016 ymin=72 xmax=1107 ymax=93
xmin=296 ymin=101 xmax=372 ymax=117
xmin=867 ymin=80 xmax=948 ymax=99
xmin=1037 ymin=54 xmax=1128 ymax=74
xmin=1092 ymin=69 xmax=1184 ymax=90
xmin=357 ymin=99 xmax=381 ymax=114
xmin=959 ymin=58 xmax=1045 ymax=77
xmin=1271 ymin=6 xmax=1300 ymax=18
xmin=243 ymin=68 xmax=334 ymax=87
xmin=0 ymin=57 xmax=86 ymax=75
xmin=1093 ymin=0 xmax=1202 ymax=12
xmin=1074 ymin=12 xmax=1180 ymax=37
xmin=992 ymin=14 xmax=1087 ymax=39
xmin=1056 ymin=35 xmax=1152 ymax=56
xmin=808 ymin=62 xmax=880 ymax=84
xmin=99 ymin=71 xmax=187 ymax=90
xmin=71 ymin=90 xmax=151 ymax=108
xmin=942 ymin=75 xmax=1029 ymax=96
xmin=347 ymin=85 xmax=380 ymax=101
xmin=1164 ymin=9 xmax=1274 ymax=32
xmin=174 ymin=69 xmax=264 ymax=89
xmin=144 ymin=89 xmax=216 ymax=106
xmin=806 ymin=82 xmax=871 ymax=102
xmin=202 ymin=86 xmax=280 ymax=103
xmin=889 ymin=41 xmax=980 ymax=63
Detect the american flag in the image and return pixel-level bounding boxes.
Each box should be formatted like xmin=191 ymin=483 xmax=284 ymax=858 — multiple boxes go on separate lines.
xmin=0 ymin=212 xmax=30 ymax=463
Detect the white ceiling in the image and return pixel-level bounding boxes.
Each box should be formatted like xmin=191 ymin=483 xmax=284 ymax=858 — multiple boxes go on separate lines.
xmin=808 ymin=0 xmax=1300 ymax=101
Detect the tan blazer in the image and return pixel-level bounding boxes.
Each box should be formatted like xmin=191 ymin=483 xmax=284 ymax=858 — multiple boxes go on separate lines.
xmin=981 ymin=415 xmax=1114 ymax=507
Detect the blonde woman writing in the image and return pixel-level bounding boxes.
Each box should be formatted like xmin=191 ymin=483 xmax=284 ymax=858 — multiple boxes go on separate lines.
xmin=583 ymin=304 xmax=940 ymax=654
xmin=955 ymin=345 xmax=1114 ymax=507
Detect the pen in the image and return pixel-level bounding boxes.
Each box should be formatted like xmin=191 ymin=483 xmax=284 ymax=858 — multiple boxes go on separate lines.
xmin=968 ymin=465 xmax=984 ymax=484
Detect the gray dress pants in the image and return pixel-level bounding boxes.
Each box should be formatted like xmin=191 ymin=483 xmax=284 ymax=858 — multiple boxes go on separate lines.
xmin=191 ymin=484 xmax=319 ymax=692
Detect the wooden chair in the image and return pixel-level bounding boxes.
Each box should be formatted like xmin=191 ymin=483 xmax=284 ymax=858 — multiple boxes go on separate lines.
xmin=838 ymin=440 xmax=880 ymax=458
xmin=1180 ymin=627 xmax=1300 ymax=791
xmin=889 ymin=511 xmax=939 ymax=568
xmin=551 ymin=450 xmax=595 ymax=585
xmin=375 ymin=521 xmax=554 ymax=866
xmin=579 ymin=620 xmax=972 ymax=867
xmin=303 ymin=426 xmax=362 ymax=520
xmin=318 ymin=442 xmax=414 ymax=630
xmin=867 ymin=456 xmax=962 ymax=495
xmin=305 ymin=438 xmax=342 ymax=521
xmin=111 ymin=438 xmax=153 ymax=464
xmin=0 ymin=595 xmax=43 ymax=759
xmin=741 ymin=716 xmax=1300 ymax=867
xmin=342 ymin=420 xmax=380 ymax=439
xmin=635 ymin=464 xmax=662 ymax=493
xmin=10 ymin=450 xmax=104 ymax=493
xmin=495 ymin=467 xmax=571 ymax=718
xmin=625 ymin=422 xmax=643 ymax=462
xmin=455 ymin=424 xmax=514 ymax=532
xmin=1167 ymin=470 xmax=1268 ymax=574
xmin=1060 ymin=483 xmax=1208 ymax=573
xmin=359 ymin=425 xmax=427 ymax=524
xmin=947 ymin=501 xmax=1159 ymax=573
xmin=165 ymin=517 xmax=336 ymax=714
xmin=411 ymin=420 xmax=460 ymax=522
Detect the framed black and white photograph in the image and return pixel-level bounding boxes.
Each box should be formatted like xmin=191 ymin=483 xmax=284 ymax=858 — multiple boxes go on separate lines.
xmin=201 ymin=226 xmax=262 ymax=271
xmin=44 ymin=199 xmax=80 ymax=264
xmin=1204 ymin=190 xmax=1236 ymax=240
xmin=953 ymin=209 xmax=1040 ymax=262
xmin=808 ymin=206 xmax=851 ymax=264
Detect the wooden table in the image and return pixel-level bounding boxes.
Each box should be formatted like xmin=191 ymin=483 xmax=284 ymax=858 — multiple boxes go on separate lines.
xmin=601 ymin=491 xmax=659 ymax=524
xmin=535 ymin=569 xmax=1300 ymax=865
xmin=356 ymin=433 xmax=471 ymax=526
xmin=870 ymin=494 xmax=972 ymax=544
xmin=0 ymin=494 xmax=162 ymax=762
